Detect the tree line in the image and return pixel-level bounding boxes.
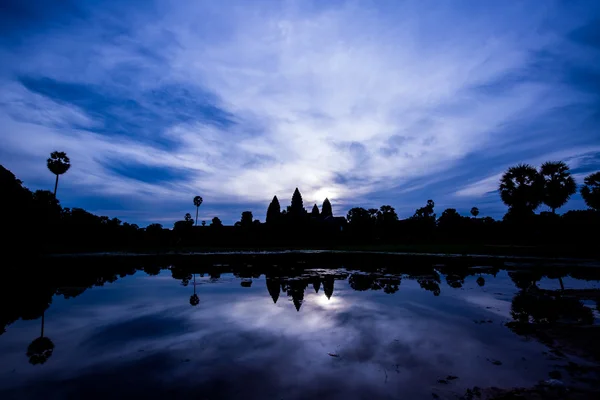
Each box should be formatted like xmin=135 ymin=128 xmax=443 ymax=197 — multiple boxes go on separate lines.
xmin=1 ymin=151 xmax=599 ymax=254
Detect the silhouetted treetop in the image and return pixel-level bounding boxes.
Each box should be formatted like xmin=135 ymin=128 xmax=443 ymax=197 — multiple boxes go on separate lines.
xmin=193 ymin=196 xmax=203 ymax=226
xmin=347 ymin=207 xmax=372 ymax=226
xmin=581 ymin=172 xmax=600 ymax=211
xmin=46 ymin=151 xmax=71 ymax=197
xmin=499 ymin=164 xmax=544 ymax=215
xmin=377 ymin=205 xmax=398 ymax=224
xmin=46 ymin=151 xmax=71 ymax=176
xmin=540 ymin=161 xmax=576 ymax=214
xmin=470 ymin=207 xmax=479 ymax=218
xmin=211 ymin=216 xmax=223 ymax=227
xmin=414 ymin=199 xmax=435 ymax=219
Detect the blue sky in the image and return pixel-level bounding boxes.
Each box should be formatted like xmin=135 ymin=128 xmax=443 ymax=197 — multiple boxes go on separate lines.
xmin=1 ymin=0 xmax=599 ymax=226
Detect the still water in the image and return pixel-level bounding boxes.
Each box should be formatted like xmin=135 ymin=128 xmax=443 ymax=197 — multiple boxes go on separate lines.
xmin=1 ymin=257 xmax=599 ymax=399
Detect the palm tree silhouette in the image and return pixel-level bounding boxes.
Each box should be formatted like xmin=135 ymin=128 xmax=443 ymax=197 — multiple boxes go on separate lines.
xmin=581 ymin=172 xmax=600 ymax=211
xmin=189 ymin=274 xmax=199 ymax=306
xmin=540 ymin=161 xmax=576 ymax=214
xmin=193 ymin=196 xmax=203 ymax=226
xmin=499 ymin=164 xmax=544 ymax=215
xmin=46 ymin=151 xmax=71 ymax=198
xmin=470 ymin=207 xmax=479 ymax=218
xmin=26 ymin=311 xmax=54 ymax=365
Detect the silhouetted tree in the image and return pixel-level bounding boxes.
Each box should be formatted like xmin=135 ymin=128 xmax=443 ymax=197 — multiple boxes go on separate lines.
xmin=211 ymin=216 xmax=223 ymax=227
xmin=414 ymin=199 xmax=435 ymax=219
xmin=470 ymin=207 xmax=479 ymax=218
xmin=377 ymin=205 xmax=398 ymax=224
xmin=346 ymin=207 xmax=373 ymax=226
xmin=581 ymin=172 xmax=600 ymax=211
xmin=499 ymin=164 xmax=544 ymax=217
xmin=311 ymin=204 xmax=320 ymax=217
xmin=476 ymin=276 xmax=485 ymax=287
xmin=321 ymin=198 xmax=333 ymax=218
xmin=33 ymin=190 xmax=62 ymax=225
xmin=146 ymin=223 xmax=163 ymax=232
xmin=46 ymin=151 xmax=71 ymax=198
xmin=174 ymin=213 xmax=194 ymax=233
xmin=193 ymin=196 xmax=203 ymax=226
xmin=540 ymin=161 xmax=576 ymax=214
xmin=201 ymin=220 xmax=206 ymax=226
xmin=266 ymin=196 xmax=281 ymax=224
xmin=240 ymin=211 xmax=253 ymax=227
xmin=437 ymin=208 xmax=463 ymax=233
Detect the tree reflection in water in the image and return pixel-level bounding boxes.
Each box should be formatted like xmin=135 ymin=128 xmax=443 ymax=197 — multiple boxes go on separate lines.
xmin=2 ymin=255 xmax=599 ymax=367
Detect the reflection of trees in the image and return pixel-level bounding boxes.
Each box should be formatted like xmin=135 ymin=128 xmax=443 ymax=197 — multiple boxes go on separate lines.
xmin=510 ymin=290 xmax=593 ymax=325
xmin=348 ymin=274 xmax=400 ymax=293
xmin=446 ymin=274 xmax=465 ymax=289
xmin=189 ymin=274 xmax=199 ymax=307
xmin=143 ymin=265 xmax=161 ymax=276
xmin=508 ymin=271 xmax=543 ymax=290
xmin=418 ymin=272 xmax=441 ymax=296
xmin=349 ymin=274 xmax=378 ymax=291
xmin=171 ymin=267 xmax=192 ymax=286
xmin=26 ymin=311 xmax=54 ymax=365
xmin=476 ymin=276 xmax=485 ymax=287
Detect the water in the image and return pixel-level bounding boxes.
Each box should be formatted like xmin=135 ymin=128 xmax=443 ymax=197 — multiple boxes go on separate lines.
xmin=1 ymin=256 xmax=599 ymax=399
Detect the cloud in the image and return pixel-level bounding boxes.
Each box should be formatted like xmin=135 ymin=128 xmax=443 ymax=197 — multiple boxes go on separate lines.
xmin=1 ymin=0 xmax=599 ymax=225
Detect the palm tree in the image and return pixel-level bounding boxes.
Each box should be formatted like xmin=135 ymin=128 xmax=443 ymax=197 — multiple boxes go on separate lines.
xmin=26 ymin=311 xmax=54 ymax=365
xmin=470 ymin=207 xmax=479 ymax=218
xmin=540 ymin=161 xmax=577 ymax=214
xmin=193 ymin=196 xmax=203 ymax=226
xmin=46 ymin=151 xmax=71 ymax=198
xmin=581 ymin=172 xmax=600 ymax=211
xmin=499 ymin=164 xmax=544 ymax=215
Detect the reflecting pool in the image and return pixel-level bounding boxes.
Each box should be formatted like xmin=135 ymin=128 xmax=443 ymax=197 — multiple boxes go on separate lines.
xmin=1 ymin=255 xmax=599 ymax=399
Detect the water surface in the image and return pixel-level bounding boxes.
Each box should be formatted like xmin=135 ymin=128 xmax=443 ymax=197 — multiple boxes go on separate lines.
xmin=1 ymin=257 xmax=599 ymax=399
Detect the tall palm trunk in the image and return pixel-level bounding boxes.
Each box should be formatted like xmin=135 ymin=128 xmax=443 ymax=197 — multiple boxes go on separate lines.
xmin=53 ymin=175 xmax=59 ymax=197
xmin=195 ymin=207 xmax=199 ymax=226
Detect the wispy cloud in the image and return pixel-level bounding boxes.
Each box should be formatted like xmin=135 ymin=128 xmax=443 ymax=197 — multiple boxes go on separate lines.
xmin=1 ymin=0 xmax=599 ymax=225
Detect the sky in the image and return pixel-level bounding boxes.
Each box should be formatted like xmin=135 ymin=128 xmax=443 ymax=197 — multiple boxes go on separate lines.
xmin=0 ymin=0 xmax=599 ymax=227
